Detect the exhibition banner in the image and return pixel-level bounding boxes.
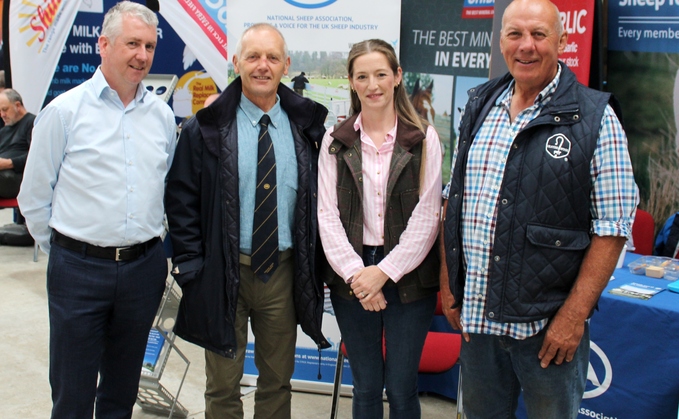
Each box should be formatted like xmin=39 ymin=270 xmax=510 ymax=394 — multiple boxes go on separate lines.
xmin=400 ymin=0 xmax=494 ymax=182
xmin=606 ymin=0 xmax=679 ymax=245
xmin=158 ymin=0 xmax=230 ymax=90
xmin=42 ymin=0 xmax=215 ymax=120
xmin=227 ymin=0 xmax=400 ymax=129
xmin=554 ymin=0 xmax=595 ymax=84
xmin=609 ymin=0 xmax=679 ymax=53
xmin=8 ymin=0 xmax=83 ymax=114
xmin=228 ymin=0 xmax=399 ymax=391
xmin=227 ymin=0 xmax=401 ymax=58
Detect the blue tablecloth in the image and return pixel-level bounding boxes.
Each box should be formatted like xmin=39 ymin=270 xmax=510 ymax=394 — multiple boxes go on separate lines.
xmin=419 ymin=253 xmax=679 ymax=418
xmin=517 ymin=252 xmax=679 ymax=418
xmin=575 ymin=253 xmax=679 ymax=418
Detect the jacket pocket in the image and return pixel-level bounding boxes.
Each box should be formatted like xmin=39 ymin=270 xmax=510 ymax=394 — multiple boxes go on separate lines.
xmin=521 ymin=224 xmax=590 ymax=302
xmin=172 ymin=256 xmax=205 ymax=287
xmin=526 ymin=224 xmax=590 ymax=250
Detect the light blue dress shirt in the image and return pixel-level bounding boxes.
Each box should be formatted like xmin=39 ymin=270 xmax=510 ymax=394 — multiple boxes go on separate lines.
xmin=18 ymin=67 xmax=177 ymax=253
xmin=237 ymin=94 xmax=298 ymax=254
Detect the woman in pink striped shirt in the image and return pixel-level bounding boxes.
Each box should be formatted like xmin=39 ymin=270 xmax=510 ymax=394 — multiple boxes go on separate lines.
xmin=318 ymin=39 xmax=443 ymax=418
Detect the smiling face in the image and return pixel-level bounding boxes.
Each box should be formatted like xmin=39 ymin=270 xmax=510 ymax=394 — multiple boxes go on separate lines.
xmin=233 ymin=26 xmax=290 ymax=112
xmin=348 ymin=51 xmax=402 ymax=114
xmin=98 ymin=14 xmax=157 ymax=101
xmin=500 ymin=0 xmax=567 ymax=96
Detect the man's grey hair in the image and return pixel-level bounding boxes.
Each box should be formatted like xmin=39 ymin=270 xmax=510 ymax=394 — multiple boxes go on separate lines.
xmin=101 ymin=1 xmax=158 ymax=43
xmin=234 ymin=23 xmax=288 ymax=60
xmin=0 ymin=88 xmax=24 ymax=106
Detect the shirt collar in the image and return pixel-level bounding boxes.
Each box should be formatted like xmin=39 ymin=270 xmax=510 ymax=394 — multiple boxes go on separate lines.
xmin=239 ymin=93 xmax=283 ymax=129
xmin=353 ymin=112 xmax=398 ymax=144
xmin=92 ymin=66 xmax=148 ymax=103
xmin=497 ymin=62 xmax=562 ymax=109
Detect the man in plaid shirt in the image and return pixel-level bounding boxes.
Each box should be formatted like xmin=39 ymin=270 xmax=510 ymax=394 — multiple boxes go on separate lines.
xmin=440 ymin=0 xmax=638 ymax=417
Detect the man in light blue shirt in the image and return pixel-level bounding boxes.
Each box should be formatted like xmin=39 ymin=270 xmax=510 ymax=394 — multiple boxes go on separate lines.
xmin=18 ymin=3 xmax=176 ymax=418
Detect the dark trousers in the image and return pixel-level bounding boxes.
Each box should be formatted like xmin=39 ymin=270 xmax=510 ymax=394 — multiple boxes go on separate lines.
xmin=47 ymin=239 xmax=167 ymax=419
xmin=331 ymin=246 xmax=436 ymax=419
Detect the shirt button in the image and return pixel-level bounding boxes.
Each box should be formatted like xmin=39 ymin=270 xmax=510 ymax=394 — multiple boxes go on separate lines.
xmin=377 ymin=192 xmax=381 ymax=196
xmin=378 ymin=213 xmax=382 ymax=217
xmin=488 ymin=312 xmax=495 ymax=318
xmin=494 ymin=255 xmax=500 ymax=262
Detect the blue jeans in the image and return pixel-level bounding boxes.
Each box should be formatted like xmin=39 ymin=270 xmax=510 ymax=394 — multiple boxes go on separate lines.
xmin=331 ymin=246 xmax=436 ymax=419
xmin=47 ymin=239 xmax=167 ymax=419
xmin=460 ymin=322 xmax=589 ymax=419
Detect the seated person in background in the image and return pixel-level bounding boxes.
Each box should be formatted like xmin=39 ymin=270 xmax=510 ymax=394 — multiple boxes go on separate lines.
xmin=0 ymin=70 xmax=6 ymax=128
xmin=0 ymin=88 xmax=35 ymax=199
xmin=655 ymin=212 xmax=679 ymax=258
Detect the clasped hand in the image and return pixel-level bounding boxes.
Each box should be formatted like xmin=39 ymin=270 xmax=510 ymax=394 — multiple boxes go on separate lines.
xmin=350 ymin=265 xmax=389 ymax=312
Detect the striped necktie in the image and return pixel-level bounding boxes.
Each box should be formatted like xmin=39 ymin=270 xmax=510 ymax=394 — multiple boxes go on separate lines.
xmin=251 ymin=114 xmax=279 ymax=282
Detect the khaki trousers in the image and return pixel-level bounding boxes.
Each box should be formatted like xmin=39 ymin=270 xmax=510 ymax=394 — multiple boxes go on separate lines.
xmin=205 ymin=254 xmax=297 ymax=419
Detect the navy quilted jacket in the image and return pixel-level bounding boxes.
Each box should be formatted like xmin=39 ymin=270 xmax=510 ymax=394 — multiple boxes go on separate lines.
xmin=444 ymin=64 xmax=621 ymax=322
xmin=166 ymin=78 xmax=330 ymax=357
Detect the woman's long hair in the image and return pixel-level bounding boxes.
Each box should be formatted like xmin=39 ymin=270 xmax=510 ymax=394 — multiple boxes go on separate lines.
xmin=347 ymin=39 xmax=427 ymax=134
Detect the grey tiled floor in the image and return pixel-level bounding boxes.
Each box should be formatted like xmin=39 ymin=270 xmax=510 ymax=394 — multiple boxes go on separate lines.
xmin=0 ymin=208 xmax=456 ymax=418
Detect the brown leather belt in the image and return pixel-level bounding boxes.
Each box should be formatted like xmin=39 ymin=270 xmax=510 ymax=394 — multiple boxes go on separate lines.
xmin=52 ymin=230 xmax=159 ymax=262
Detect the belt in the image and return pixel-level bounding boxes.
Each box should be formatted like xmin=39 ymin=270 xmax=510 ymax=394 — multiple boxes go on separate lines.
xmin=52 ymin=230 xmax=160 ymax=262
xmin=239 ymin=249 xmax=293 ymax=266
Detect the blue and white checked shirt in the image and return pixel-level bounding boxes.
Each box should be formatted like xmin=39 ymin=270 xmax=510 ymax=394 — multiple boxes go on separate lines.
xmin=444 ymin=65 xmax=639 ymax=339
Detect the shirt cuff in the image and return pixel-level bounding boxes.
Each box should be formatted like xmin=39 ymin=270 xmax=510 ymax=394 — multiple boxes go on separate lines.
xmin=591 ymin=219 xmax=632 ymax=239
xmin=342 ymin=259 xmax=364 ymax=283
xmin=378 ymin=258 xmax=402 ymax=283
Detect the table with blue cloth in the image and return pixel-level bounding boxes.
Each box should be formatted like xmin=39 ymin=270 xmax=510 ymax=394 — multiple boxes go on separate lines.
xmin=420 ymin=253 xmax=679 ymax=418
xmin=518 ymin=252 xmax=679 ymax=418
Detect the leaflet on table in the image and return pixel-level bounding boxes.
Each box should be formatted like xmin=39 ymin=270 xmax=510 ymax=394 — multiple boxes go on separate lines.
xmin=609 ymin=282 xmax=665 ymax=300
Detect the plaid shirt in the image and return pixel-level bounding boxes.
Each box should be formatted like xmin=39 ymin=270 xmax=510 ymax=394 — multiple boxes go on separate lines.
xmin=444 ymin=65 xmax=638 ymax=339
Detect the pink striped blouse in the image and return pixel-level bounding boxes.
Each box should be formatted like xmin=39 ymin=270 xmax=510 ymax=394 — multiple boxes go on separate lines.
xmin=318 ymin=114 xmax=442 ymax=283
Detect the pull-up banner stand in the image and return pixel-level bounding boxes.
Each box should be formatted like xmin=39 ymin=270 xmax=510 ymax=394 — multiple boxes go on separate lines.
xmin=6 ymin=0 xmax=83 ymax=114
